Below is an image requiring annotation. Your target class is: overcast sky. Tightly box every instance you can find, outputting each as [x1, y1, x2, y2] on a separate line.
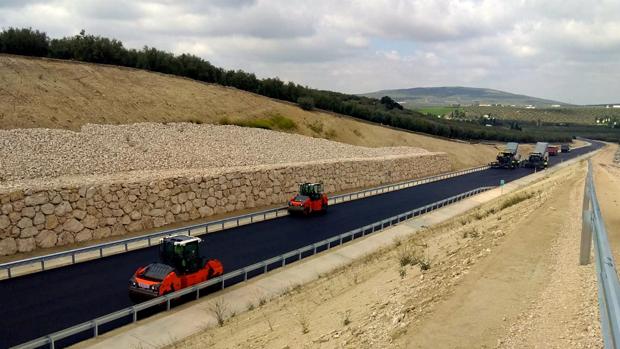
[1, 0, 619, 104]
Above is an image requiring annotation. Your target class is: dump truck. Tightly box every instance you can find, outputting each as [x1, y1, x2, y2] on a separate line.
[561, 143, 570, 153]
[129, 235, 223, 301]
[490, 142, 521, 169]
[288, 182, 328, 215]
[548, 145, 559, 156]
[522, 142, 549, 170]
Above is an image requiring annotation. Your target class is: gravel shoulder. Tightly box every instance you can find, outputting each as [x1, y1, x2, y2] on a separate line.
[167, 158, 601, 349]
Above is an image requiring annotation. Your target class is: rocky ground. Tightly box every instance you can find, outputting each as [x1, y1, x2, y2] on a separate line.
[0, 122, 425, 184]
[167, 160, 602, 349]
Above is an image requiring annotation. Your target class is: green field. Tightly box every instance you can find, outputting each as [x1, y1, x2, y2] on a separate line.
[462, 106, 620, 125]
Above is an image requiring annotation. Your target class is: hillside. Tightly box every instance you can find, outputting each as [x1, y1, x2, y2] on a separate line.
[462, 106, 620, 125]
[0, 54, 499, 170]
[362, 86, 569, 107]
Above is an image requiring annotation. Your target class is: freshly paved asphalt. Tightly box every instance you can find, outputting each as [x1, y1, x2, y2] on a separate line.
[0, 141, 602, 348]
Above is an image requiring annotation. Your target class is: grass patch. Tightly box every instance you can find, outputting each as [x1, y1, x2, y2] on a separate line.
[416, 106, 460, 116]
[307, 120, 324, 134]
[397, 246, 416, 267]
[462, 228, 480, 239]
[500, 191, 535, 210]
[325, 128, 338, 139]
[208, 299, 228, 327]
[419, 257, 431, 271]
[219, 114, 297, 131]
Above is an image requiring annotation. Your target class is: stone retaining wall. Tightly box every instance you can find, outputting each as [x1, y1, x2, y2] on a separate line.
[0, 153, 450, 256]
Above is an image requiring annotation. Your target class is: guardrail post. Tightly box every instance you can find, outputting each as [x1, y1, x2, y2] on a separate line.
[580, 173, 593, 265]
[93, 320, 98, 337]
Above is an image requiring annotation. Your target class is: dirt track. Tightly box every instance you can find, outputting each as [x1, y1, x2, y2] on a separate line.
[168, 157, 602, 349]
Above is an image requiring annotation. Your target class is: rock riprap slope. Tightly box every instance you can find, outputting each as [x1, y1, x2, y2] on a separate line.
[0, 123, 450, 256]
[0, 123, 424, 182]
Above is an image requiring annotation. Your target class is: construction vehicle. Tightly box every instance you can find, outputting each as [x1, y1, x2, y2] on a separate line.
[561, 143, 571, 153]
[128, 235, 223, 300]
[522, 142, 549, 170]
[288, 182, 328, 215]
[548, 145, 559, 156]
[490, 142, 521, 169]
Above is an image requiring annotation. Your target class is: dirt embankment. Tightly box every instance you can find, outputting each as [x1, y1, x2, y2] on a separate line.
[592, 143, 620, 264]
[168, 161, 601, 349]
[0, 54, 497, 170]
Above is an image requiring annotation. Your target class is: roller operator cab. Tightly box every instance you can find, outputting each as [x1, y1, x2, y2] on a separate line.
[288, 182, 328, 215]
[128, 235, 223, 301]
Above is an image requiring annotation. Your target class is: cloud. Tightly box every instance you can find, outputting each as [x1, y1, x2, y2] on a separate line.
[0, 0, 619, 104]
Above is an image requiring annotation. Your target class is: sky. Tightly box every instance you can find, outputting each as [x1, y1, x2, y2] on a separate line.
[1, 0, 619, 104]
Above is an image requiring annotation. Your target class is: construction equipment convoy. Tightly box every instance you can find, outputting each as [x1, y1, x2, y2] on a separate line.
[288, 182, 328, 215]
[522, 142, 549, 170]
[129, 235, 223, 300]
[490, 142, 521, 169]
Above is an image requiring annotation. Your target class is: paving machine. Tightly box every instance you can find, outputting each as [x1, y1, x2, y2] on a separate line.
[490, 142, 521, 169]
[522, 142, 549, 170]
[129, 235, 223, 300]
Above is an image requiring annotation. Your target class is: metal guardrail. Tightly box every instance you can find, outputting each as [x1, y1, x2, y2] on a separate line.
[0, 165, 489, 280]
[581, 160, 620, 349]
[12, 185, 493, 349]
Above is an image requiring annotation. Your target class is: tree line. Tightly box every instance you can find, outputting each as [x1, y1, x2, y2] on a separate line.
[0, 27, 574, 143]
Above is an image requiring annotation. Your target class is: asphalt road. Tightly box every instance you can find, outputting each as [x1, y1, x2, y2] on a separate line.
[0, 141, 602, 348]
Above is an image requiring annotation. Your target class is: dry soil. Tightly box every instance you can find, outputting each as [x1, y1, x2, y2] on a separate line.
[591, 143, 620, 265]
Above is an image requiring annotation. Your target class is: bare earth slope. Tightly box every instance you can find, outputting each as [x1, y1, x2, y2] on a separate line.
[0, 54, 496, 169]
[592, 143, 620, 264]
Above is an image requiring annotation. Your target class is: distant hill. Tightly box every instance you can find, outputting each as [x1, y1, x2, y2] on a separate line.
[361, 86, 571, 107]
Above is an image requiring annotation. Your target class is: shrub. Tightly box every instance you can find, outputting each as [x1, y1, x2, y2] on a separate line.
[0, 27, 49, 57]
[219, 115, 297, 131]
[297, 96, 315, 111]
[307, 120, 324, 134]
[209, 299, 228, 327]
